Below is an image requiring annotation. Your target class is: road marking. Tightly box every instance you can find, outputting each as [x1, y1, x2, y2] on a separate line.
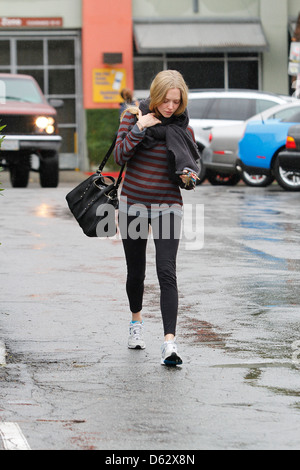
[0, 422, 31, 450]
[0, 341, 6, 365]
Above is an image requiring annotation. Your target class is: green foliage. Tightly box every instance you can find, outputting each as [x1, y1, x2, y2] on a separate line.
[0, 124, 4, 145]
[86, 109, 120, 170]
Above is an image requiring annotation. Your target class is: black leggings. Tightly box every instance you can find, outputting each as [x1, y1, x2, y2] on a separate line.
[120, 213, 181, 336]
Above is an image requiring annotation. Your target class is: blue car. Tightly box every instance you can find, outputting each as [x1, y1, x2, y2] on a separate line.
[237, 104, 300, 188]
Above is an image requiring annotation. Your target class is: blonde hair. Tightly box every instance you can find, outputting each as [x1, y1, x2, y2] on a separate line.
[149, 70, 188, 117]
[120, 70, 188, 122]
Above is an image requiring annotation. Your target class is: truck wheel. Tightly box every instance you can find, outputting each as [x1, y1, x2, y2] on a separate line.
[39, 152, 59, 188]
[9, 163, 30, 188]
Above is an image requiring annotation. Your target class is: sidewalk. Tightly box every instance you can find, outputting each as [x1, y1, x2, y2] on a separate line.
[0, 168, 121, 187]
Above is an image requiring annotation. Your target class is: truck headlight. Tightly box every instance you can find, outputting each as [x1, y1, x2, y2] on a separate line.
[35, 116, 55, 134]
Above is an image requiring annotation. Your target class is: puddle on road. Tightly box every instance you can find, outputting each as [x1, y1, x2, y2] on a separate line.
[33, 203, 72, 220]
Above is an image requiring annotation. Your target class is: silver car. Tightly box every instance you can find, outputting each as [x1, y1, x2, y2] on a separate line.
[188, 90, 295, 184]
[202, 100, 299, 186]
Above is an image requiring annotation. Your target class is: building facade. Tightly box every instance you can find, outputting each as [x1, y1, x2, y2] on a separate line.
[0, 0, 299, 169]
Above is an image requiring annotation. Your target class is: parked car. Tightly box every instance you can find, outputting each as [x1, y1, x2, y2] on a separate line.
[202, 99, 298, 186]
[188, 89, 294, 184]
[277, 125, 300, 190]
[237, 104, 300, 190]
[0, 73, 62, 187]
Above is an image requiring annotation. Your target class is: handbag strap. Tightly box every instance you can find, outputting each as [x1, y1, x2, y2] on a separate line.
[97, 135, 117, 173]
[115, 163, 125, 188]
[97, 134, 125, 188]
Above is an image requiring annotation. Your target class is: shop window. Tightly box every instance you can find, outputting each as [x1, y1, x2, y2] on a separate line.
[49, 69, 75, 95]
[17, 40, 43, 66]
[134, 53, 260, 92]
[228, 61, 258, 90]
[0, 41, 10, 66]
[134, 60, 164, 90]
[48, 40, 75, 66]
[168, 61, 224, 89]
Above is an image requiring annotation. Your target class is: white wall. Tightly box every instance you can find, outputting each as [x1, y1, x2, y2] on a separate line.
[132, 0, 259, 18]
[260, 0, 289, 94]
[288, 0, 300, 19]
[0, 0, 82, 28]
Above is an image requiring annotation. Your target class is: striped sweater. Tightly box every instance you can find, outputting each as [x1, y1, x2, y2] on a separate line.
[114, 111, 196, 216]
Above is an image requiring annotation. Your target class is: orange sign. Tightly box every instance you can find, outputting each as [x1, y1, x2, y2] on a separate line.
[93, 68, 126, 103]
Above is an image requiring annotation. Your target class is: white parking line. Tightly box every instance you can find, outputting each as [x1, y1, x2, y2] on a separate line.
[0, 341, 6, 365]
[0, 422, 31, 450]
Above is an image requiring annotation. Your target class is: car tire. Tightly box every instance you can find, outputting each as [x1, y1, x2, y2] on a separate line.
[241, 172, 274, 187]
[39, 151, 59, 188]
[206, 170, 240, 186]
[274, 154, 300, 191]
[9, 158, 30, 188]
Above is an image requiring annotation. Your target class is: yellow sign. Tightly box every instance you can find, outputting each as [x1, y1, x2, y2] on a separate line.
[93, 68, 126, 103]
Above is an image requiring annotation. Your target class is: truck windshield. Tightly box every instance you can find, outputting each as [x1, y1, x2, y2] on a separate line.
[0, 77, 43, 104]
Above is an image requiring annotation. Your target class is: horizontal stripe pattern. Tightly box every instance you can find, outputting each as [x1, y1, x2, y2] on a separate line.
[114, 111, 194, 210]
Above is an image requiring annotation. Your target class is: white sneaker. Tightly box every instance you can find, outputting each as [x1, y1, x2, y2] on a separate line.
[161, 339, 183, 366]
[128, 321, 146, 349]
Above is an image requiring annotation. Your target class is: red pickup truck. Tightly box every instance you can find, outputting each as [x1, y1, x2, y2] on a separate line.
[0, 73, 62, 187]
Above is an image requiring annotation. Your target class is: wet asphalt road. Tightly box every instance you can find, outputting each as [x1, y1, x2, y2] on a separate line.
[1, 171, 300, 450]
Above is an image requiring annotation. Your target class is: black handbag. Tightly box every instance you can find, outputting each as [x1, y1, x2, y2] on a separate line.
[66, 137, 125, 237]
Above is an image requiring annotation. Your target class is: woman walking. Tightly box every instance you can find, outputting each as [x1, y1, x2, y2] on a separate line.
[114, 70, 200, 366]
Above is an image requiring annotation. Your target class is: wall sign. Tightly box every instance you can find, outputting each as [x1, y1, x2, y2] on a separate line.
[289, 42, 300, 76]
[0, 17, 63, 28]
[93, 68, 126, 103]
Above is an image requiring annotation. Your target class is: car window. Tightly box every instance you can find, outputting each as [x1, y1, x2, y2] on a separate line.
[0, 77, 43, 104]
[267, 106, 300, 122]
[255, 99, 281, 114]
[281, 111, 300, 123]
[188, 98, 213, 119]
[205, 98, 253, 121]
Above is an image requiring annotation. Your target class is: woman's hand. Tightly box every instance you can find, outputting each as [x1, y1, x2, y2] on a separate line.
[137, 109, 161, 131]
[179, 169, 199, 188]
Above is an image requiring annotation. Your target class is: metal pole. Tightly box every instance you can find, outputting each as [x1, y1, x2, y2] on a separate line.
[193, 0, 199, 14]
